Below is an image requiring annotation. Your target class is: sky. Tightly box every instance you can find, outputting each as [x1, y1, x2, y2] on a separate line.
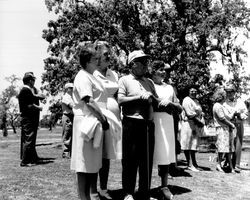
[0, 0, 56, 92]
[0, 0, 249, 94]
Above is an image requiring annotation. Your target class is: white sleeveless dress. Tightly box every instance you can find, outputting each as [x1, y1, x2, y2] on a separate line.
[153, 83, 177, 165]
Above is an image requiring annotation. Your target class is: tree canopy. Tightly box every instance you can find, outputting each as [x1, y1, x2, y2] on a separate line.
[42, 0, 250, 122]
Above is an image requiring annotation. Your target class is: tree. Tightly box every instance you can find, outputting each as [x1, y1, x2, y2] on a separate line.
[42, 0, 250, 123]
[0, 75, 21, 135]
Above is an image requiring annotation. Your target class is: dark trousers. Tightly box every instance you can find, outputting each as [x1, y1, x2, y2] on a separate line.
[62, 114, 73, 156]
[20, 117, 39, 164]
[122, 117, 155, 200]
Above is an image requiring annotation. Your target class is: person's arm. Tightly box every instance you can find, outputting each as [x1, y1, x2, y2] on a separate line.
[216, 105, 235, 130]
[82, 96, 109, 130]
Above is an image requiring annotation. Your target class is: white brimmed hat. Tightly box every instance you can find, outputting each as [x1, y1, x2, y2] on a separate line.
[65, 83, 74, 89]
[128, 50, 150, 64]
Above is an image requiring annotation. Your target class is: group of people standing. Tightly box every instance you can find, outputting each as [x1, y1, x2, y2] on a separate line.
[212, 84, 248, 173]
[68, 42, 184, 200]
[17, 40, 248, 200]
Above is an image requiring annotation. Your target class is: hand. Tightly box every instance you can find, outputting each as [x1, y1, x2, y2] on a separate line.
[101, 120, 109, 131]
[159, 99, 171, 107]
[230, 124, 236, 129]
[37, 93, 46, 100]
[38, 106, 43, 111]
[140, 91, 153, 100]
[197, 121, 204, 128]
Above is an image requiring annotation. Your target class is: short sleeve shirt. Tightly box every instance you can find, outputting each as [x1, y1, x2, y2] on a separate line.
[118, 74, 158, 119]
[73, 69, 108, 116]
[154, 83, 179, 103]
[93, 69, 119, 98]
[182, 96, 202, 120]
[213, 102, 228, 127]
[62, 93, 74, 115]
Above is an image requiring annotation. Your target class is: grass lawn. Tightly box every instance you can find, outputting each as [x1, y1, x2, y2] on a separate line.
[0, 127, 250, 200]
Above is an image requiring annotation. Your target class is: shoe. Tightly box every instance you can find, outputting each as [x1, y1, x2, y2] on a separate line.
[234, 166, 241, 173]
[20, 162, 35, 167]
[99, 190, 112, 199]
[124, 194, 134, 200]
[90, 192, 100, 200]
[216, 165, 224, 172]
[187, 166, 200, 172]
[161, 187, 173, 200]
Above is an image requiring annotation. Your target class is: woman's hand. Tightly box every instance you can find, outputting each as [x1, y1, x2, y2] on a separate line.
[159, 99, 171, 107]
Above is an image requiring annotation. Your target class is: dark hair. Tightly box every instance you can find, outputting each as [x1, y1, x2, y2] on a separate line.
[78, 45, 96, 69]
[151, 60, 165, 73]
[22, 75, 35, 85]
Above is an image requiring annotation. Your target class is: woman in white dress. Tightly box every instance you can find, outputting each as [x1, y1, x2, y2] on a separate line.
[71, 43, 109, 200]
[180, 86, 204, 172]
[93, 41, 122, 199]
[150, 60, 182, 200]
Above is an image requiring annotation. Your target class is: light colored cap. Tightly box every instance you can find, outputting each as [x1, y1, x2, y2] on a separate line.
[224, 84, 236, 92]
[65, 83, 74, 89]
[128, 50, 150, 64]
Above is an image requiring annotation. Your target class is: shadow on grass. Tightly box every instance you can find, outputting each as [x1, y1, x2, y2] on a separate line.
[107, 185, 192, 200]
[150, 186, 192, 199]
[35, 160, 55, 165]
[198, 165, 212, 171]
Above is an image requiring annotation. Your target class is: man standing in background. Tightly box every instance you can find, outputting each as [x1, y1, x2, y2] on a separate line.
[18, 72, 45, 167]
[61, 83, 74, 158]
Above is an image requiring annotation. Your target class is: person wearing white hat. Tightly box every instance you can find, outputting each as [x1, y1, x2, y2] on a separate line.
[118, 50, 158, 200]
[61, 82, 74, 158]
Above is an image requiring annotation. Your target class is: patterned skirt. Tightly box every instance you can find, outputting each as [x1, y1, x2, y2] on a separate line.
[215, 126, 235, 153]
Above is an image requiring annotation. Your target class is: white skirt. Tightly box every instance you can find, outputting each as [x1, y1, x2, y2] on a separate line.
[153, 112, 176, 165]
[103, 97, 122, 159]
[70, 115, 103, 173]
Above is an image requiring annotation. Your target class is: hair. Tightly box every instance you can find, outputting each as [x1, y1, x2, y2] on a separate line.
[212, 88, 226, 102]
[78, 41, 111, 69]
[78, 43, 96, 69]
[151, 60, 165, 73]
[22, 76, 35, 85]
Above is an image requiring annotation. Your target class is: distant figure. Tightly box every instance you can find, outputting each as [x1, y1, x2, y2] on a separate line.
[61, 83, 74, 159]
[212, 88, 236, 173]
[1, 112, 8, 137]
[18, 72, 45, 167]
[180, 86, 204, 172]
[223, 84, 248, 172]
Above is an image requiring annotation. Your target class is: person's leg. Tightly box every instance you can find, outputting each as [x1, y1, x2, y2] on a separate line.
[216, 152, 224, 172]
[99, 158, 112, 199]
[21, 118, 36, 165]
[62, 115, 72, 158]
[89, 173, 100, 200]
[184, 150, 190, 167]
[190, 150, 198, 167]
[226, 153, 235, 173]
[76, 172, 91, 200]
[138, 121, 155, 200]
[122, 118, 138, 198]
[99, 158, 110, 190]
[158, 165, 174, 200]
[235, 122, 244, 168]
